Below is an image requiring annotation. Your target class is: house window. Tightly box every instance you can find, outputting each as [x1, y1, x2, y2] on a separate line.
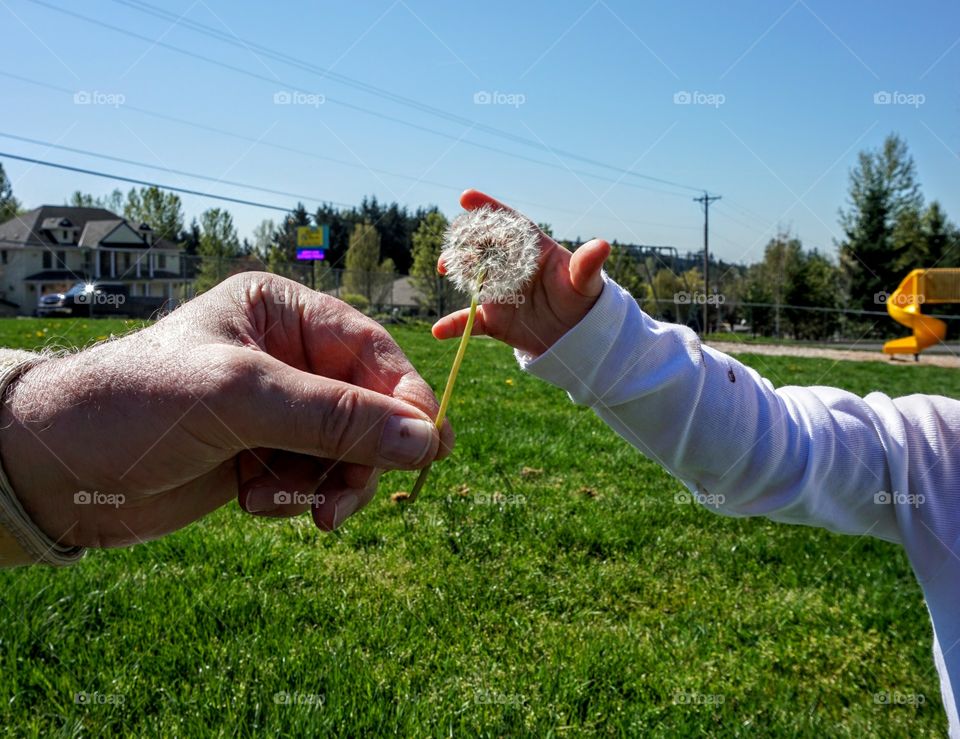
[42, 251, 52, 269]
[1, 251, 7, 265]
[158, 254, 167, 269]
[124, 253, 132, 271]
[62, 230, 69, 242]
[57, 250, 66, 268]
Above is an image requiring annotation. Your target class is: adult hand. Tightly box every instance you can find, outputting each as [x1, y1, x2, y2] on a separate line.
[431, 189, 611, 356]
[0, 272, 453, 549]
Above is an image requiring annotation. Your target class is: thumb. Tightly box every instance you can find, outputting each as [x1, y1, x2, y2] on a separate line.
[214, 354, 441, 470]
[569, 239, 610, 298]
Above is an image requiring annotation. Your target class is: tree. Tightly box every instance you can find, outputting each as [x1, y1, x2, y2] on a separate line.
[604, 242, 646, 299]
[0, 163, 21, 224]
[839, 134, 923, 311]
[410, 211, 459, 315]
[124, 186, 185, 245]
[252, 219, 276, 261]
[785, 249, 841, 340]
[267, 204, 311, 279]
[195, 208, 240, 292]
[344, 222, 394, 306]
[68, 188, 125, 213]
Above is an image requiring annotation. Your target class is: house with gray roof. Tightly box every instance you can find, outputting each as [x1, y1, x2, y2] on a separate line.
[0, 206, 192, 314]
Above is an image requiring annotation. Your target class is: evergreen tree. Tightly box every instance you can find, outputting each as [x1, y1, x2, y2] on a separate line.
[839, 134, 923, 310]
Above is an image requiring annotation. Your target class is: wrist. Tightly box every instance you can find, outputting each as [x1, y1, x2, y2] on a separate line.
[0, 357, 82, 549]
[0, 356, 85, 564]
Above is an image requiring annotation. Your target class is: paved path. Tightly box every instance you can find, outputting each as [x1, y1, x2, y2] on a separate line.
[708, 341, 960, 369]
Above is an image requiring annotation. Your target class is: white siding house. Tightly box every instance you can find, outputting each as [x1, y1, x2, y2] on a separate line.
[0, 206, 192, 315]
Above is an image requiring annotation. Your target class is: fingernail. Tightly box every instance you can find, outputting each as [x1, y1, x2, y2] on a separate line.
[379, 416, 435, 466]
[332, 493, 360, 529]
[244, 487, 278, 514]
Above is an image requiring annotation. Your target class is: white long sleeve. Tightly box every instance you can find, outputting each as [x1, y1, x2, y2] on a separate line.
[517, 275, 960, 737]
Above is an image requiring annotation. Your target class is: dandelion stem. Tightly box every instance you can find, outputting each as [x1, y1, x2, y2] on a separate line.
[408, 287, 481, 501]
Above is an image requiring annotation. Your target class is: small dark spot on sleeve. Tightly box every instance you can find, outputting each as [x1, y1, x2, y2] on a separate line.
[727, 367, 736, 383]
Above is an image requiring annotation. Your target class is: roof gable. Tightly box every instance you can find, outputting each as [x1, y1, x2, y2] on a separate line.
[0, 206, 180, 251]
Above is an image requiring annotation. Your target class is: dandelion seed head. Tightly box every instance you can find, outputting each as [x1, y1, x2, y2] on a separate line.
[442, 206, 541, 302]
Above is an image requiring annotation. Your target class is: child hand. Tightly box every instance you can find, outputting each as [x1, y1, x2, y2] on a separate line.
[431, 189, 610, 356]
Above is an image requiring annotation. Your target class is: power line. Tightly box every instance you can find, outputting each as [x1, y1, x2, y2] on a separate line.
[102, 0, 710, 195]
[26, 0, 711, 198]
[0, 151, 300, 213]
[0, 72, 702, 231]
[0, 133, 359, 208]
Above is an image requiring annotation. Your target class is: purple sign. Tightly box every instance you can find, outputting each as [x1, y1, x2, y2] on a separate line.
[296, 248, 326, 261]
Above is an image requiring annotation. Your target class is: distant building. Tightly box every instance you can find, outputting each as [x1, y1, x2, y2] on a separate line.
[0, 206, 192, 314]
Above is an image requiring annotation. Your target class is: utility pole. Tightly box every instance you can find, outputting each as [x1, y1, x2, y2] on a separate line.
[694, 191, 721, 336]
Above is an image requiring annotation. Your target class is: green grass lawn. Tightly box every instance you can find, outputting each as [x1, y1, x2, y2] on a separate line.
[0, 317, 953, 737]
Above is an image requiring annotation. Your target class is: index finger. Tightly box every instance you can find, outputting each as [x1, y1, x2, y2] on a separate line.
[460, 188, 516, 214]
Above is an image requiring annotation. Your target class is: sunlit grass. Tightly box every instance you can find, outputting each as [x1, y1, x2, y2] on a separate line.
[0, 318, 951, 736]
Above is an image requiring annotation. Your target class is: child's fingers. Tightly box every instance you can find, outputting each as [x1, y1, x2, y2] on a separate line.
[432, 307, 488, 340]
[569, 239, 610, 298]
[460, 188, 514, 214]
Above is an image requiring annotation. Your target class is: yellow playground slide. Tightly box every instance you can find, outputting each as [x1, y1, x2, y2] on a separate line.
[882, 269, 960, 360]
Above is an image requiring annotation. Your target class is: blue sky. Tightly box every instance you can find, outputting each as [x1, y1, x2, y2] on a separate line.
[1, 0, 958, 264]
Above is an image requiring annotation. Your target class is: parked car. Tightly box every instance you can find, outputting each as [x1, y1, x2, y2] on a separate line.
[37, 282, 130, 318]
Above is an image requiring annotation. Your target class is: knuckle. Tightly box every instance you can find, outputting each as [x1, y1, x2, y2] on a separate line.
[319, 385, 364, 456]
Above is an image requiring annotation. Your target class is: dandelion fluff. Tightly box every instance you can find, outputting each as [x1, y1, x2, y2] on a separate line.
[442, 206, 541, 302]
